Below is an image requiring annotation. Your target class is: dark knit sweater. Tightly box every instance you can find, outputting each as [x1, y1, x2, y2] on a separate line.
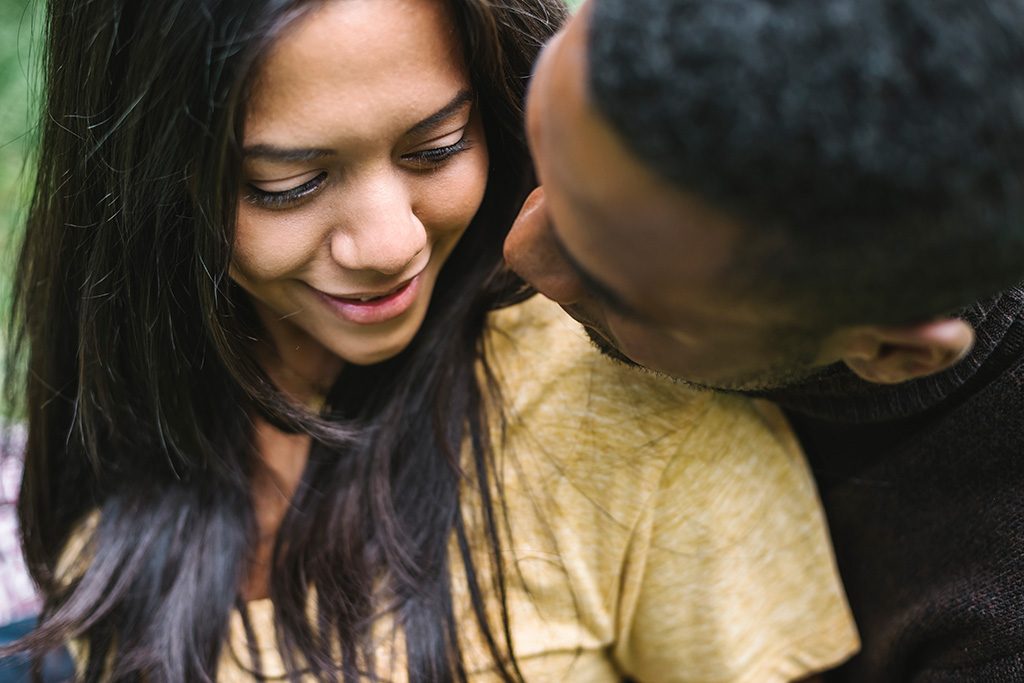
[766, 287, 1024, 683]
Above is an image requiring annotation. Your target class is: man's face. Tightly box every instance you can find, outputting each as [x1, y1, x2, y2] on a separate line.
[504, 3, 826, 390]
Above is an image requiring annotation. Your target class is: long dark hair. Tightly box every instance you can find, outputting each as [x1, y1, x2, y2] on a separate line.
[3, 0, 566, 680]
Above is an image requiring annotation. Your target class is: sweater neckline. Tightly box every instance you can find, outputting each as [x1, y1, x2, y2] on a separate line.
[761, 287, 1024, 424]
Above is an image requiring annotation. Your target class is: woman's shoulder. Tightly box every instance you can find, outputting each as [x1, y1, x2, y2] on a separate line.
[485, 294, 797, 462]
[480, 298, 857, 681]
[484, 295, 806, 511]
[486, 294, 708, 419]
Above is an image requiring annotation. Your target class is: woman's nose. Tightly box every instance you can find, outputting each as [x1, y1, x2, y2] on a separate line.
[330, 177, 427, 276]
[504, 186, 586, 305]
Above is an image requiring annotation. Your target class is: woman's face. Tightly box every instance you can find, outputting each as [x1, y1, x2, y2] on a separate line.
[232, 0, 488, 374]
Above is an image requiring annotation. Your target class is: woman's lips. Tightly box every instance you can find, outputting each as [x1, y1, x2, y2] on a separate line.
[313, 273, 422, 325]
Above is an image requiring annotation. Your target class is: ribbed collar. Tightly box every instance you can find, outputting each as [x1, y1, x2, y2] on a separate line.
[761, 287, 1024, 423]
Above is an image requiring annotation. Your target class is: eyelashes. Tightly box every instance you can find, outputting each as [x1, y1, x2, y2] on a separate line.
[245, 172, 327, 209]
[244, 136, 473, 210]
[400, 137, 471, 170]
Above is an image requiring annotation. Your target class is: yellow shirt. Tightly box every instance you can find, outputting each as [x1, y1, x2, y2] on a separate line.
[220, 296, 858, 682]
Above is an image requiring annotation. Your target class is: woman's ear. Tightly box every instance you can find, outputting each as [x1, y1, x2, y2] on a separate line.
[824, 319, 975, 385]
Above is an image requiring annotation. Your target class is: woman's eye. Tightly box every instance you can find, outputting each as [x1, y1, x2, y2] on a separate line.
[402, 137, 471, 170]
[245, 172, 327, 209]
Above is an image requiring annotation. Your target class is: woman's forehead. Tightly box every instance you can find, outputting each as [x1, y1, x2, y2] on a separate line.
[244, 0, 470, 148]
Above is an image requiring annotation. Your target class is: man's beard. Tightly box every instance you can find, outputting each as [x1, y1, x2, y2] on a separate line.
[583, 325, 638, 367]
[582, 325, 714, 392]
[582, 322, 826, 394]
[561, 303, 643, 368]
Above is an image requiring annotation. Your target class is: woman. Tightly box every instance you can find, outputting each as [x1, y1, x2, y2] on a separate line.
[3, 0, 858, 680]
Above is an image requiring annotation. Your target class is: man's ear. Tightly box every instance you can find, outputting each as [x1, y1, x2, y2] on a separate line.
[822, 319, 975, 385]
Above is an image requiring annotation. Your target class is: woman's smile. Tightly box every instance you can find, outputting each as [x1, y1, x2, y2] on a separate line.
[309, 270, 424, 325]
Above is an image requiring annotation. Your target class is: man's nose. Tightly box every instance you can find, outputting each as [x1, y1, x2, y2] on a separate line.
[504, 187, 586, 305]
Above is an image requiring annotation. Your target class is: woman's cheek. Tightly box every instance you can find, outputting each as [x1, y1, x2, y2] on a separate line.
[417, 147, 490, 239]
[232, 206, 319, 282]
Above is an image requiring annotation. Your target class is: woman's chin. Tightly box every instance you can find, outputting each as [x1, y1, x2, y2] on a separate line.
[331, 330, 419, 367]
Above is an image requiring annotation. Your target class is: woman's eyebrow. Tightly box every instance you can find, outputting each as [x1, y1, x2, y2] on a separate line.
[242, 91, 474, 161]
[242, 145, 334, 162]
[406, 89, 474, 136]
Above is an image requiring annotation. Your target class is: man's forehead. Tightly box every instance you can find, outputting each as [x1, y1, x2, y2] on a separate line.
[529, 7, 753, 323]
[528, 15, 587, 162]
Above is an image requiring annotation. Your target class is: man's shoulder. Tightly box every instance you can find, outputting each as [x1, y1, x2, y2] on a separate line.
[795, 327, 1024, 681]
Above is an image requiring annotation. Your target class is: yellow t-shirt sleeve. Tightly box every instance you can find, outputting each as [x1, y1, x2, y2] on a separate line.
[612, 394, 859, 683]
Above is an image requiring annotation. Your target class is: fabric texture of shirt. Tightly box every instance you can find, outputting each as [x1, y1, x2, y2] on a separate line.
[217, 296, 858, 682]
[766, 286, 1024, 682]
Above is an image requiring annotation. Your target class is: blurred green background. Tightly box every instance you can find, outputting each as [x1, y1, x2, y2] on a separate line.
[0, 0, 37, 267]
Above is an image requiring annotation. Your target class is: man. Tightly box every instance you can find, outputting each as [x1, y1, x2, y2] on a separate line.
[504, 0, 1024, 681]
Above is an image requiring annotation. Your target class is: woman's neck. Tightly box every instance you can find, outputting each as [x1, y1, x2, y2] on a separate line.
[243, 417, 312, 602]
[242, 306, 345, 600]
[251, 297, 344, 408]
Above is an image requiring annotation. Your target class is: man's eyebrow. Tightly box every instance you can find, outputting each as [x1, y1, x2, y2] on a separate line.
[406, 89, 474, 137]
[547, 224, 660, 324]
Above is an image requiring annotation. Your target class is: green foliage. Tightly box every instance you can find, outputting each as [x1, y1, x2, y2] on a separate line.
[0, 0, 39, 296]
[0, 0, 38, 415]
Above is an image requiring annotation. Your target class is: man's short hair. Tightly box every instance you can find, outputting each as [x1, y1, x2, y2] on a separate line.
[587, 0, 1024, 327]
